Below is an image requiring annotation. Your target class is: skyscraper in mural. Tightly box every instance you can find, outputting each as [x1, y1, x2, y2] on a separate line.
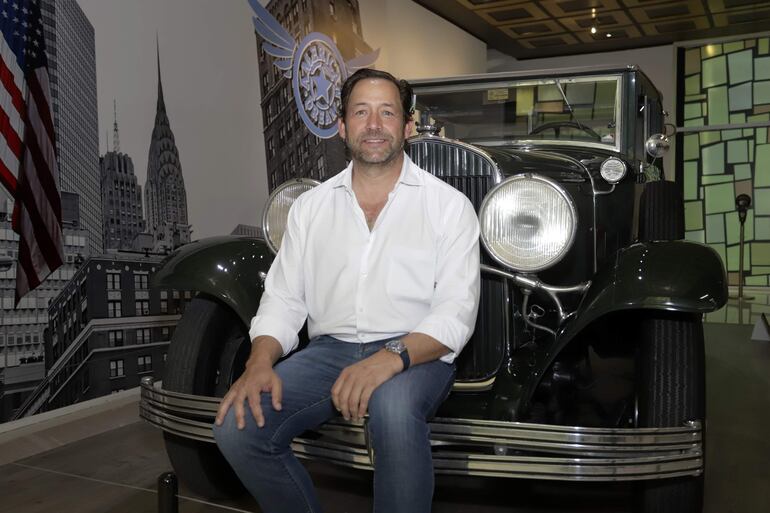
[41, 0, 102, 255]
[256, 0, 373, 190]
[100, 103, 146, 251]
[0, 0, 91, 382]
[145, 46, 191, 252]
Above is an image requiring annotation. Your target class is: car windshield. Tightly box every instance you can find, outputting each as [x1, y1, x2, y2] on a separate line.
[413, 75, 620, 148]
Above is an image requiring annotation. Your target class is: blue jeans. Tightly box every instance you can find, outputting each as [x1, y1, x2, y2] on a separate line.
[213, 336, 455, 513]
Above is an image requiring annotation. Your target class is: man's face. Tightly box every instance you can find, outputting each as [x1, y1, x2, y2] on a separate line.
[338, 78, 412, 166]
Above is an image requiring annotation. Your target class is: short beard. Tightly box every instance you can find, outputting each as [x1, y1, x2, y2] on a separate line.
[344, 131, 404, 166]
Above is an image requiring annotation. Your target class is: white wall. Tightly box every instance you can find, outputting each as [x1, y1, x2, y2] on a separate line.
[360, 0, 487, 80]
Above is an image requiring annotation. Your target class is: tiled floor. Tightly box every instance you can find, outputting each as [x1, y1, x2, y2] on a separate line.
[0, 316, 768, 513]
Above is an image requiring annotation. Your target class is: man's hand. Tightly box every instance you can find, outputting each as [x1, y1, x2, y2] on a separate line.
[331, 350, 402, 421]
[215, 336, 284, 429]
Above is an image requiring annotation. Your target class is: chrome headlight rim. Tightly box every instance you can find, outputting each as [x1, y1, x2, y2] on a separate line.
[479, 173, 578, 273]
[261, 177, 320, 255]
[600, 157, 627, 184]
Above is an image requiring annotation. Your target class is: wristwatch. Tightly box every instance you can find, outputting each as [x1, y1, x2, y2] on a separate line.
[384, 339, 410, 371]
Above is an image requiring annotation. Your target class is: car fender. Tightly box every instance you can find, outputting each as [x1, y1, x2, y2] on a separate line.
[509, 240, 726, 418]
[150, 236, 275, 326]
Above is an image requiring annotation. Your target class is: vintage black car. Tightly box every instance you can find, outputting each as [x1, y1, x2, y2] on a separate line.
[139, 65, 727, 513]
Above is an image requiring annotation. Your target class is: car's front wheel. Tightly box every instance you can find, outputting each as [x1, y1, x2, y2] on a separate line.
[163, 296, 250, 499]
[635, 312, 705, 513]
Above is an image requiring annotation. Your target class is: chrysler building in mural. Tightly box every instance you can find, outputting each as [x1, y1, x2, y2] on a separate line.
[145, 44, 191, 251]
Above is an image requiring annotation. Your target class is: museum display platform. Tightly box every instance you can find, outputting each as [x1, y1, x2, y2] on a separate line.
[0, 297, 767, 513]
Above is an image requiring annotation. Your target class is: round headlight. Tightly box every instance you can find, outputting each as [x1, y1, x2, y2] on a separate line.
[600, 157, 627, 184]
[479, 174, 577, 272]
[261, 178, 319, 254]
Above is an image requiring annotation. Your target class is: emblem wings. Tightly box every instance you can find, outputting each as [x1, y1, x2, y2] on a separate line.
[247, 0, 380, 79]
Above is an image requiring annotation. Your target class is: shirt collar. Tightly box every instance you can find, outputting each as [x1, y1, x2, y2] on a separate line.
[332, 152, 423, 192]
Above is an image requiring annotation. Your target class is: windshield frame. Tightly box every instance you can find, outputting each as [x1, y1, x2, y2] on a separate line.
[413, 73, 624, 154]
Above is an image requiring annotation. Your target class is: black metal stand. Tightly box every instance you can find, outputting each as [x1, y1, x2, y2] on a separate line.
[731, 194, 753, 302]
[158, 472, 178, 513]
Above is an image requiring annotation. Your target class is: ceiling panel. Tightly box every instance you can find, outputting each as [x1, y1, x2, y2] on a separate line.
[414, 0, 770, 59]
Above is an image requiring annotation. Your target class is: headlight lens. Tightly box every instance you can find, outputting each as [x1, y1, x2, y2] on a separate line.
[479, 174, 577, 272]
[600, 157, 626, 184]
[261, 178, 319, 254]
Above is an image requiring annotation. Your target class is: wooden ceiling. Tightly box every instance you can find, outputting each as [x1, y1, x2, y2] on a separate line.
[413, 0, 770, 59]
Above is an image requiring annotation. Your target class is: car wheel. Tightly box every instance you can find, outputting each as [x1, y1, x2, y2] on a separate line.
[635, 313, 705, 513]
[638, 180, 684, 241]
[163, 296, 250, 499]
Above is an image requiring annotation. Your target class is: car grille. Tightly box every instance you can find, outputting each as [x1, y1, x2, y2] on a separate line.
[406, 137, 506, 383]
[406, 137, 499, 211]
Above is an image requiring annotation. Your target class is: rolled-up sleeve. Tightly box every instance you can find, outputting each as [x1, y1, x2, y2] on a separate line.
[249, 199, 308, 356]
[412, 196, 480, 363]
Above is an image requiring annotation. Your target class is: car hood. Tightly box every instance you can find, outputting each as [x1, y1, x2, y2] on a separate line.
[478, 144, 624, 181]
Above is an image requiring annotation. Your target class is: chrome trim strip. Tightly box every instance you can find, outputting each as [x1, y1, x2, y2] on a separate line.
[452, 376, 496, 391]
[140, 382, 703, 482]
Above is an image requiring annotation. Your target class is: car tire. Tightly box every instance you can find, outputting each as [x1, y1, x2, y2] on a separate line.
[163, 296, 250, 499]
[638, 180, 684, 241]
[635, 313, 705, 513]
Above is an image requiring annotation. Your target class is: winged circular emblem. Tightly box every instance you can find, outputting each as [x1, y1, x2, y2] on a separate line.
[248, 0, 380, 138]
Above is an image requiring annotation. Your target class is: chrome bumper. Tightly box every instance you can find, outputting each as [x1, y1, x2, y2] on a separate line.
[139, 378, 703, 482]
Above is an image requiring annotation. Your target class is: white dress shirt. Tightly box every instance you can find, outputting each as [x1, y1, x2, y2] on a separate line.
[250, 154, 480, 363]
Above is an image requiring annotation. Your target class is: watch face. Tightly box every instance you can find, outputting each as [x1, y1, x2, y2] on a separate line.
[386, 339, 405, 353]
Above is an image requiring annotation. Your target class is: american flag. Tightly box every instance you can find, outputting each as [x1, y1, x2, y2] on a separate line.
[0, 0, 63, 306]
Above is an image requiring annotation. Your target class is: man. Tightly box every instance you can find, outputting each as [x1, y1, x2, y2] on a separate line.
[213, 68, 480, 513]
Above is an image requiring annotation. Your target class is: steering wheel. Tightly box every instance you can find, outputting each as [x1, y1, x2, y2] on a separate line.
[529, 121, 601, 141]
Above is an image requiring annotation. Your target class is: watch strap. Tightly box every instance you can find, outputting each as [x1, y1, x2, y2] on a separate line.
[398, 347, 410, 372]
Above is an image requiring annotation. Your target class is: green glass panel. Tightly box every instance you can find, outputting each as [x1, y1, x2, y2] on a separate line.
[755, 81, 770, 105]
[702, 55, 727, 88]
[704, 182, 735, 214]
[745, 275, 768, 286]
[728, 49, 753, 83]
[751, 242, 770, 265]
[685, 230, 705, 243]
[752, 266, 770, 274]
[699, 131, 720, 145]
[702, 45, 723, 59]
[685, 94, 707, 102]
[684, 134, 700, 160]
[734, 163, 752, 181]
[728, 82, 752, 112]
[723, 129, 743, 140]
[726, 210, 754, 245]
[707, 86, 729, 125]
[684, 161, 699, 200]
[749, 141, 754, 161]
[684, 103, 701, 119]
[755, 216, 770, 240]
[757, 128, 767, 143]
[706, 213, 725, 243]
[685, 74, 700, 95]
[701, 143, 724, 175]
[684, 118, 704, 127]
[743, 129, 754, 137]
[685, 48, 701, 74]
[702, 174, 735, 184]
[685, 201, 703, 230]
[727, 244, 751, 272]
[730, 112, 747, 124]
[756, 145, 770, 186]
[760, 38, 770, 55]
[724, 41, 744, 53]
[757, 57, 770, 80]
[747, 114, 770, 122]
[755, 188, 770, 215]
[727, 139, 749, 163]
